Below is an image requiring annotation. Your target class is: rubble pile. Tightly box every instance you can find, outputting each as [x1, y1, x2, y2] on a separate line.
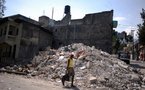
[0, 43, 144, 90]
[31, 43, 144, 90]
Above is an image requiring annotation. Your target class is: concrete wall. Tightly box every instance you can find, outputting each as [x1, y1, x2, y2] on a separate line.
[71, 19, 83, 25]
[39, 29, 52, 50]
[19, 22, 39, 59]
[18, 22, 52, 60]
[39, 16, 54, 27]
[53, 10, 113, 53]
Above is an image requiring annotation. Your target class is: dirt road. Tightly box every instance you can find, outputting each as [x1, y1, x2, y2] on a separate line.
[0, 73, 80, 90]
[130, 60, 145, 74]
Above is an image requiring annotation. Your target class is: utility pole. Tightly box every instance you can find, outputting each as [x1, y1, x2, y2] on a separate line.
[51, 7, 54, 19]
[131, 30, 135, 60]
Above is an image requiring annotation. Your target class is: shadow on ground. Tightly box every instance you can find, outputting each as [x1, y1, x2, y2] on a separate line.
[63, 85, 80, 90]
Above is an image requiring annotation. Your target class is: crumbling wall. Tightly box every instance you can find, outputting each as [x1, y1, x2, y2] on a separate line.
[18, 23, 39, 59]
[53, 10, 113, 53]
[39, 29, 52, 50]
[71, 19, 83, 25]
[18, 22, 52, 60]
[39, 16, 54, 27]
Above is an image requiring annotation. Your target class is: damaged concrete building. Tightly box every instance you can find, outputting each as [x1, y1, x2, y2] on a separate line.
[40, 5, 113, 53]
[0, 15, 52, 64]
[0, 5, 114, 64]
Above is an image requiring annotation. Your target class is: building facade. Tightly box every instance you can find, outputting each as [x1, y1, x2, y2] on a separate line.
[52, 10, 113, 53]
[39, 10, 113, 53]
[0, 14, 52, 64]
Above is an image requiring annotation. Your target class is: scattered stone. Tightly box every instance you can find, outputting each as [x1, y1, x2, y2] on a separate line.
[80, 66, 86, 70]
[0, 43, 144, 90]
[89, 76, 97, 84]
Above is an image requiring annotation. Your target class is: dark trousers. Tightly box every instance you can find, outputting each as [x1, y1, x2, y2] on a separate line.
[62, 67, 75, 86]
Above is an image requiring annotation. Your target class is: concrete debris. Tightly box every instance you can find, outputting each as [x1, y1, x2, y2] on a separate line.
[89, 76, 97, 84]
[0, 43, 145, 90]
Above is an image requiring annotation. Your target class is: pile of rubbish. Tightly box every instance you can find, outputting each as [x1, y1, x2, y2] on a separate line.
[0, 43, 145, 90]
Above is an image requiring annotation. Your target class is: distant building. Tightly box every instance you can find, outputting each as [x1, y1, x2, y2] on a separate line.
[0, 14, 52, 64]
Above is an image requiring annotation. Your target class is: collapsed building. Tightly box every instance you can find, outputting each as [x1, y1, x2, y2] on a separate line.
[0, 5, 115, 64]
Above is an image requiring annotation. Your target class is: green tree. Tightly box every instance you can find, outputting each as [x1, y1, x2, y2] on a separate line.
[0, 0, 6, 18]
[112, 30, 120, 54]
[137, 9, 145, 45]
[127, 35, 133, 42]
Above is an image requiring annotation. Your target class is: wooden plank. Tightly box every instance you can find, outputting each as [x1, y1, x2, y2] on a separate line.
[0, 69, 27, 75]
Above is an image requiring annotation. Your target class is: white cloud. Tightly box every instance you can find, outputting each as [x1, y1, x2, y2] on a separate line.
[114, 16, 126, 21]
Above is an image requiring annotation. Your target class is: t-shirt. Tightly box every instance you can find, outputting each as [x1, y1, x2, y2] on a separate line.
[67, 58, 74, 68]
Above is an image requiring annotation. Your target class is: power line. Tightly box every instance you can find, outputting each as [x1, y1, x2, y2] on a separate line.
[118, 24, 137, 29]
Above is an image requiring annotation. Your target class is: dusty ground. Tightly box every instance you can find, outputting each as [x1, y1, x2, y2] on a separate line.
[131, 60, 145, 74]
[0, 60, 145, 90]
[0, 73, 81, 90]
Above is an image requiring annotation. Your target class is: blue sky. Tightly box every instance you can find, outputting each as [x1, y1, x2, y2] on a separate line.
[4, 0, 145, 37]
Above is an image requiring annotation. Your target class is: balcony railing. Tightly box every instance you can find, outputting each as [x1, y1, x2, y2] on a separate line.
[0, 35, 17, 45]
[7, 35, 17, 42]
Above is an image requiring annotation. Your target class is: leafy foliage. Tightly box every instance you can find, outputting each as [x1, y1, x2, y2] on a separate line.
[112, 30, 120, 54]
[0, 0, 6, 17]
[137, 9, 145, 45]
